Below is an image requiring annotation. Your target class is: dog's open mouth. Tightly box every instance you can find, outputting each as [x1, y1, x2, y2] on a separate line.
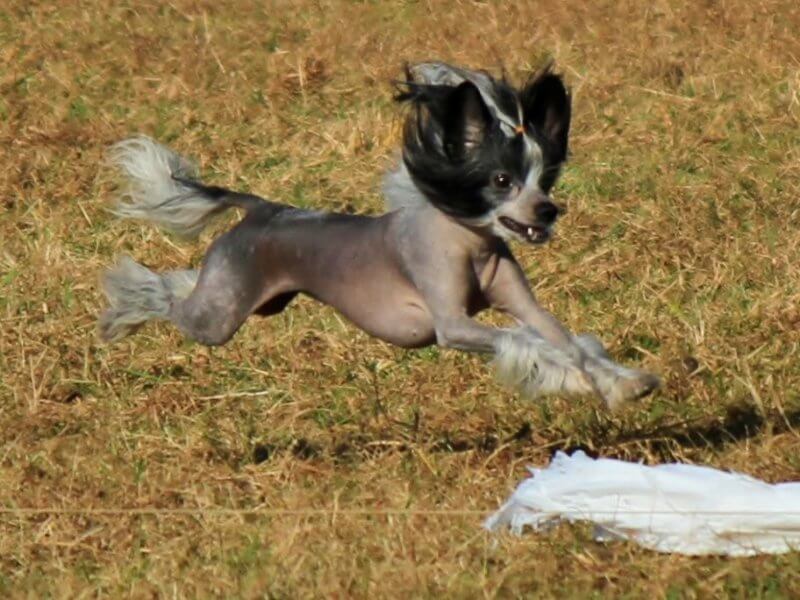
[499, 217, 550, 244]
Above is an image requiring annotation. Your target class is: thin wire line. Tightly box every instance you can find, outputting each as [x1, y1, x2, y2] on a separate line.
[0, 508, 482, 516]
[2, 508, 800, 516]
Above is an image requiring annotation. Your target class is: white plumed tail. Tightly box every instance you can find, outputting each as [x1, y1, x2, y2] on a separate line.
[108, 136, 224, 238]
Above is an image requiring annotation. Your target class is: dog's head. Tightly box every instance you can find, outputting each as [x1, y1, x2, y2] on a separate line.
[396, 63, 571, 244]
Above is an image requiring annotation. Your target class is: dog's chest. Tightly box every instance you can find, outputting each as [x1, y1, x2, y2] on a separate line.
[474, 251, 502, 294]
[464, 252, 501, 315]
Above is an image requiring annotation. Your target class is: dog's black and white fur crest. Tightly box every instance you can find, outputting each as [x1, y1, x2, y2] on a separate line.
[384, 62, 570, 215]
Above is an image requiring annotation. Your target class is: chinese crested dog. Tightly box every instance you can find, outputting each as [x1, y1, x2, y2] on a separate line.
[99, 62, 659, 409]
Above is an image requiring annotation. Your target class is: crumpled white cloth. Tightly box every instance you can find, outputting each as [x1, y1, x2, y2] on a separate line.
[484, 451, 800, 556]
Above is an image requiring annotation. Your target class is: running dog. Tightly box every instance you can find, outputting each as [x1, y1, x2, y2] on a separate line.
[99, 62, 659, 409]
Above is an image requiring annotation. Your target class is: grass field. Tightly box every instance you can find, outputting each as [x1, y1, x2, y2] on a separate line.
[2, 0, 800, 596]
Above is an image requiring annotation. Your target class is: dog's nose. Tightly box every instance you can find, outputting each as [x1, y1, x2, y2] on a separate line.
[535, 201, 559, 225]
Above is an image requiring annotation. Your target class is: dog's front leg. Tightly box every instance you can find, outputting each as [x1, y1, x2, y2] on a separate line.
[431, 314, 597, 398]
[407, 252, 596, 399]
[486, 250, 659, 409]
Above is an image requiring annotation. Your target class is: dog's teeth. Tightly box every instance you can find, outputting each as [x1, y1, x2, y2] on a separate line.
[527, 227, 534, 237]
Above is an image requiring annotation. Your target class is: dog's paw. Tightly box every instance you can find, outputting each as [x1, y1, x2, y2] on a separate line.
[493, 327, 599, 398]
[573, 334, 660, 410]
[589, 366, 659, 411]
[604, 370, 660, 411]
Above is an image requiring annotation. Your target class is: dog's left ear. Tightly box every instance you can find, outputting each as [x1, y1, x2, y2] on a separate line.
[442, 81, 493, 161]
[522, 71, 571, 164]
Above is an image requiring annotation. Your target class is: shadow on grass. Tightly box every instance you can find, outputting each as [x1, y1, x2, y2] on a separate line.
[557, 404, 800, 462]
[619, 404, 798, 447]
[246, 404, 800, 466]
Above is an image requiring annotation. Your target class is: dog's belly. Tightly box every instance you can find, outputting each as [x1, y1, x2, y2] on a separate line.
[310, 280, 437, 348]
[342, 294, 436, 348]
[264, 212, 439, 347]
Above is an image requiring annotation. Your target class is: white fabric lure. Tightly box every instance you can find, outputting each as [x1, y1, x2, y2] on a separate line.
[484, 450, 800, 556]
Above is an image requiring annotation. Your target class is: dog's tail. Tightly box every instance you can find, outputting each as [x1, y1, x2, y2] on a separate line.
[108, 136, 268, 238]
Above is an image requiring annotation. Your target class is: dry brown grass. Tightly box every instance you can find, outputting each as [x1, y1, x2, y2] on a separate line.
[3, 0, 800, 596]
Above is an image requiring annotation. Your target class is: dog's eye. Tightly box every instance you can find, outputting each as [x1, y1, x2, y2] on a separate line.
[493, 173, 512, 189]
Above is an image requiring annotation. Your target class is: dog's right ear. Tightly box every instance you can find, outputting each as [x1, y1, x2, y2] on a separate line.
[442, 82, 492, 161]
[521, 69, 571, 164]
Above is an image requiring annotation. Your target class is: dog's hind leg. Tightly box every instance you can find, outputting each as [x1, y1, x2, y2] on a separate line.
[99, 251, 286, 345]
[167, 264, 259, 345]
[163, 226, 292, 346]
[100, 241, 286, 346]
[100, 137, 294, 344]
[99, 257, 199, 342]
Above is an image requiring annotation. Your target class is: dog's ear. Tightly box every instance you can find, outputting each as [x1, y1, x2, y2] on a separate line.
[443, 81, 492, 160]
[522, 71, 571, 164]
